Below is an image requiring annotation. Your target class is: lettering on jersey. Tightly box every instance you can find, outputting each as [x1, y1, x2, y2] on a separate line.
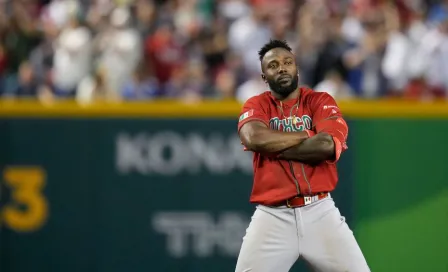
[323, 105, 339, 110]
[269, 115, 312, 132]
[323, 105, 341, 116]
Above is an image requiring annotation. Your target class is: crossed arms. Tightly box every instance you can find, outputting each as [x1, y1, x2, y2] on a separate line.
[239, 121, 336, 165]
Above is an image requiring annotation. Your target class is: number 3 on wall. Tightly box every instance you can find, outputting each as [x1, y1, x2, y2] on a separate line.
[1, 166, 48, 232]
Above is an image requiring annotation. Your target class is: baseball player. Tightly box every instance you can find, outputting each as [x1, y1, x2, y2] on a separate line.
[235, 39, 370, 272]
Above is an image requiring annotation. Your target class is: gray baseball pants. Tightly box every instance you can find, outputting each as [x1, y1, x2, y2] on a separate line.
[235, 195, 370, 272]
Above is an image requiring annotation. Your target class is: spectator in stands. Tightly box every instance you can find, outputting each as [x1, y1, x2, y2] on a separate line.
[406, 11, 448, 99]
[95, 6, 141, 96]
[144, 20, 184, 93]
[1, 0, 42, 94]
[134, 0, 157, 37]
[217, 0, 250, 23]
[165, 58, 209, 101]
[311, 11, 351, 89]
[314, 69, 354, 99]
[295, 0, 330, 86]
[268, 1, 296, 46]
[197, 15, 230, 82]
[228, 0, 272, 78]
[343, 6, 389, 98]
[0, 0, 446, 102]
[29, 16, 58, 93]
[212, 67, 237, 100]
[76, 63, 117, 104]
[52, 4, 92, 97]
[11, 61, 39, 98]
[236, 75, 266, 104]
[121, 61, 160, 100]
[380, 2, 413, 95]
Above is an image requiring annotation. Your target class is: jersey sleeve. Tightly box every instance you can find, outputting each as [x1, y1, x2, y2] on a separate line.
[311, 93, 348, 164]
[237, 96, 270, 133]
[237, 96, 270, 151]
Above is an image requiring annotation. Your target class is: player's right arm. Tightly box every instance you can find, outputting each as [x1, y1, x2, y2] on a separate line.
[238, 97, 310, 154]
[239, 121, 310, 153]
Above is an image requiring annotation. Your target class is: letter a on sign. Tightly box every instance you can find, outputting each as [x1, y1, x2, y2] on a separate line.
[239, 110, 254, 122]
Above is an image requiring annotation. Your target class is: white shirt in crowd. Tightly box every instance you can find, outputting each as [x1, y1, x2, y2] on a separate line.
[52, 25, 92, 92]
[96, 7, 141, 94]
[236, 77, 268, 103]
[407, 27, 448, 95]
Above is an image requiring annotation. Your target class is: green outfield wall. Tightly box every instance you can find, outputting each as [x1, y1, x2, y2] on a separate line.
[0, 100, 447, 272]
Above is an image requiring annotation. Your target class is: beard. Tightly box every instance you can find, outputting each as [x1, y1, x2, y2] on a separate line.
[267, 74, 299, 97]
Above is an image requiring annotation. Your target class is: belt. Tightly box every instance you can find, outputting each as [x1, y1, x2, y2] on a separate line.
[281, 192, 330, 208]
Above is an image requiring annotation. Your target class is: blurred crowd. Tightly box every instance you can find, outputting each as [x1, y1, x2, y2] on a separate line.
[0, 0, 447, 104]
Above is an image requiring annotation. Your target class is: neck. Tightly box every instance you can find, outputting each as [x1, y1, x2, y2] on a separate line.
[271, 88, 300, 101]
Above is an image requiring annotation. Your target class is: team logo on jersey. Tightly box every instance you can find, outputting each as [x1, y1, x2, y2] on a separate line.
[323, 105, 340, 115]
[269, 115, 312, 132]
[239, 110, 254, 122]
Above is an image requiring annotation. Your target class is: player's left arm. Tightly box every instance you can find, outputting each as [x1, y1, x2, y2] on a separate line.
[277, 93, 348, 165]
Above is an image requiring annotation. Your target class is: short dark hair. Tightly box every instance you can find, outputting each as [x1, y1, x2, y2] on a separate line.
[258, 39, 292, 61]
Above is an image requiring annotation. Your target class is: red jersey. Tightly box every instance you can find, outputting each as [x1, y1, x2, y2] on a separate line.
[237, 87, 349, 205]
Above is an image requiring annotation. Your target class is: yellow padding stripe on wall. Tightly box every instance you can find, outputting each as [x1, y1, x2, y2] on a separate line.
[0, 99, 447, 118]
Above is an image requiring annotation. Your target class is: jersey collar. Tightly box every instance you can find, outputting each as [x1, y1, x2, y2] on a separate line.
[269, 87, 303, 107]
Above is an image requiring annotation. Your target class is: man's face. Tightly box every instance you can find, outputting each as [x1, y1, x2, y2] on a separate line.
[261, 48, 299, 97]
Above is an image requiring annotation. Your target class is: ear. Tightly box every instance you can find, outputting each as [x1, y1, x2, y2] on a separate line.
[261, 74, 267, 83]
